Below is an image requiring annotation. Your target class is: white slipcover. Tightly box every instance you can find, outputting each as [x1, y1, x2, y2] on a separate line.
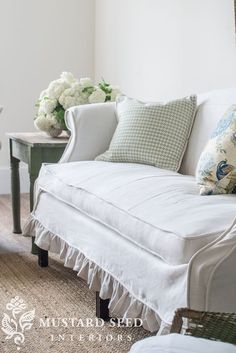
[36, 161, 236, 265]
[129, 334, 236, 353]
[24, 88, 236, 333]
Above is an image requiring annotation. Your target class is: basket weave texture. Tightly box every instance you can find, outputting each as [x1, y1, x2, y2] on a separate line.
[170, 308, 236, 345]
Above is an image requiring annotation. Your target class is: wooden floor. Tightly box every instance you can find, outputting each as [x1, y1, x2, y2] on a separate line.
[0, 194, 31, 253]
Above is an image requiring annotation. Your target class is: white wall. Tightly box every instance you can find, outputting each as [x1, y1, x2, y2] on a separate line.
[95, 0, 236, 101]
[1, 0, 236, 194]
[0, 0, 94, 194]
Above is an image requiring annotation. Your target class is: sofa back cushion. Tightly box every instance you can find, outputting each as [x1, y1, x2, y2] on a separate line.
[180, 88, 236, 176]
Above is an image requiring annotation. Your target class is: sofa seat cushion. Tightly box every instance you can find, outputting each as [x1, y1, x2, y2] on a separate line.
[128, 334, 236, 353]
[37, 161, 236, 265]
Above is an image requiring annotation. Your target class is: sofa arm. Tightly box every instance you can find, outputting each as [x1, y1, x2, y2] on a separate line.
[60, 102, 117, 163]
[188, 220, 236, 313]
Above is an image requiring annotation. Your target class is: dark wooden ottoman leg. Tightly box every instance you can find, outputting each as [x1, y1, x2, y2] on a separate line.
[96, 292, 110, 321]
[38, 248, 48, 267]
[31, 237, 39, 255]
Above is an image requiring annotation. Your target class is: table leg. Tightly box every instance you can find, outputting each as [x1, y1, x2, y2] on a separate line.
[31, 238, 38, 255]
[11, 156, 22, 234]
[29, 173, 39, 255]
[29, 174, 37, 211]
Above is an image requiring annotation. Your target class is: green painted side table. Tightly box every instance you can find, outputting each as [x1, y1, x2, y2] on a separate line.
[7, 132, 69, 254]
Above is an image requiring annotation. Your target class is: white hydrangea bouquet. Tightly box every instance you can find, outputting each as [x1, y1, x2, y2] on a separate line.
[34, 72, 120, 137]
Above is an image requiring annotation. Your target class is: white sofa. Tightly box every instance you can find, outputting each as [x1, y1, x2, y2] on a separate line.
[24, 88, 236, 333]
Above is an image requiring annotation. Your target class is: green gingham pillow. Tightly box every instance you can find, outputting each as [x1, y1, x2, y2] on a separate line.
[96, 95, 197, 171]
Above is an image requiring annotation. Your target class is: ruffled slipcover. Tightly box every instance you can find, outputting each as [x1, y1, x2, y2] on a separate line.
[24, 217, 170, 333]
[23, 160, 236, 333]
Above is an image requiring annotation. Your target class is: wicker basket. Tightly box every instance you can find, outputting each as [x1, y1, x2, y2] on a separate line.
[170, 308, 236, 345]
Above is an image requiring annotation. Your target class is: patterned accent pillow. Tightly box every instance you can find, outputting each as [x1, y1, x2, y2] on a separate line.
[196, 105, 236, 195]
[96, 95, 197, 171]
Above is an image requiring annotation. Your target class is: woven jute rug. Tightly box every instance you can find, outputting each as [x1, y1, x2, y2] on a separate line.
[0, 252, 151, 353]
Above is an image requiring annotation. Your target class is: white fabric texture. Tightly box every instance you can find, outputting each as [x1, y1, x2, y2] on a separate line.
[128, 334, 236, 353]
[60, 102, 117, 163]
[24, 88, 236, 333]
[24, 190, 187, 330]
[60, 89, 236, 176]
[24, 161, 236, 330]
[36, 161, 236, 265]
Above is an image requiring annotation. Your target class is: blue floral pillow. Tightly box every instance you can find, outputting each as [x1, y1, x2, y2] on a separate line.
[196, 105, 236, 195]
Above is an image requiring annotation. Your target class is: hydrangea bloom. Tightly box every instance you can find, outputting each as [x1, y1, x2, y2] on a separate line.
[110, 86, 121, 101]
[34, 114, 58, 132]
[80, 77, 93, 88]
[47, 79, 70, 99]
[61, 71, 77, 85]
[38, 98, 57, 114]
[34, 72, 121, 137]
[88, 89, 106, 104]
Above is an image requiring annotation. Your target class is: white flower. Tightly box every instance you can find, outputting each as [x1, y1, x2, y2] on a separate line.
[35, 73, 120, 135]
[47, 79, 70, 99]
[59, 88, 71, 107]
[75, 83, 90, 102]
[59, 85, 88, 110]
[34, 113, 60, 132]
[59, 90, 76, 109]
[75, 96, 88, 105]
[60, 72, 77, 85]
[38, 98, 57, 114]
[80, 77, 93, 88]
[62, 96, 78, 110]
[110, 86, 121, 101]
[80, 91, 90, 101]
[39, 89, 49, 100]
[88, 89, 106, 104]
[71, 82, 82, 92]
[34, 115, 50, 132]
[46, 113, 62, 130]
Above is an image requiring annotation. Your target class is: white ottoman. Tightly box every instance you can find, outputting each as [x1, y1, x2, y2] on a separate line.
[129, 334, 236, 353]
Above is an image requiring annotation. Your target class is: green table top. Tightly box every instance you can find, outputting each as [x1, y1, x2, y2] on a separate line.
[7, 132, 69, 147]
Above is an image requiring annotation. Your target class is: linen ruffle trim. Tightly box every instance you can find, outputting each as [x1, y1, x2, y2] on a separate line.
[23, 217, 171, 333]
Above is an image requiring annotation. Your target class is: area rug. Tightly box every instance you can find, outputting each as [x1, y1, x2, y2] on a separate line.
[0, 252, 151, 353]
